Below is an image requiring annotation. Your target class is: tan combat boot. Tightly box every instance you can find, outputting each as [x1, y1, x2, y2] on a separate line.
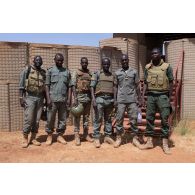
[132, 135, 142, 149]
[46, 134, 53, 146]
[83, 129, 94, 143]
[21, 134, 28, 148]
[114, 134, 122, 148]
[162, 138, 171, 155]
[57, 134, 67, 145]
[94, 138, 101, 148]
[140, 136, 154, 149]
[104, 136, 115, 145]
[74, 132, 81, 146]
[84, 134, 94, 142]
[30, 133, 41, 146]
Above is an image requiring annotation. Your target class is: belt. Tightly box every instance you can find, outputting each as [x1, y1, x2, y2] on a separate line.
[27, 91, 44, 97]
[147, 91, 169, 96]
[77, 91, 90, 94]
[96, 93, 113, 98]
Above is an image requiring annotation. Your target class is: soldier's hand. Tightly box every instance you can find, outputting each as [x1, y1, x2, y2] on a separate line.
[20, 97, 27, 108]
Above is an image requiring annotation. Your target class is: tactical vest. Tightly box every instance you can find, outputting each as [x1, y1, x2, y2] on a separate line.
[25, 66, 45, 94]
[76, 69, 91, 93]
[145, 62, 169, 91]
[95, 72, 114, 95]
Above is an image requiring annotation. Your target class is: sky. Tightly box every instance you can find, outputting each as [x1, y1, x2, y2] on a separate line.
[0, 33, 113, 47]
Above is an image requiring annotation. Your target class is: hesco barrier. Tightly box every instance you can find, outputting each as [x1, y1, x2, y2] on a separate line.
[9, 82, 24, 131]
[0, 81, 23, 132]
[166, 38, 195, 119]
[99, 37, 139, 70]
[165, 39, 184, 79]
[113, 33, 146, 45]
[138, 45, 147, 80]
[0, 42, 28, 81]
[0, 82, 10, 131]
[182, 81, 195, 118]
[67, 46, 101, 73]
[29, 43, 68, 69]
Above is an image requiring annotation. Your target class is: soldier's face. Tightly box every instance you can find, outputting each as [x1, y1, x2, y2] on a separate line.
[55, 56, 64, 67]
[102, 61, 110, 72]
[34, 56, 43, 69]
[151, 49, 161, 61]
[81, 59, 88, 70]
[121, 57, 129, 69]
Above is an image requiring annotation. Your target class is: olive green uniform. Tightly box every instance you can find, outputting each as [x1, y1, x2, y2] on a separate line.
[90, 70, 114, 138]
[45, 65, 72, 135]
[19, 66, 46, 134]
[144, 59, 174, 138]
[71, 69, 92, 133]
[114, 67, 140, 135]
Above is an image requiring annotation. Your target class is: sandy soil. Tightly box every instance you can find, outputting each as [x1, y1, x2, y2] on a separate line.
[0, 124, 195, 163]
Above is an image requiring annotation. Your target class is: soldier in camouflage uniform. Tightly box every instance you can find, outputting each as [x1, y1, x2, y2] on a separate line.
[90, 57, 115, 148]
[141, 48, 174, 154]
[71, 57, 94, 146]
[114, 54, 142, 148]
[45, 53, 72, 145]
[19, 56, 46, 148]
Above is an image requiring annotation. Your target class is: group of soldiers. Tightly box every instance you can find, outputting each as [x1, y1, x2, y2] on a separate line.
[19, 47, 174, 154]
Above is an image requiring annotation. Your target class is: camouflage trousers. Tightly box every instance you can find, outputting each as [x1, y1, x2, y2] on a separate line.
[45, 102, 67, 135]
[23, 95, 44, 135]
[74, 101, 91, 133]
[145, 94, 171, 138]
[93, 96, 114, 138]
[115, 103, 138, 135]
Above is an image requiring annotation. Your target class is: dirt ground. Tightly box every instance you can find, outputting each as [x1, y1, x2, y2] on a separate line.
[0, 123, 195, 163]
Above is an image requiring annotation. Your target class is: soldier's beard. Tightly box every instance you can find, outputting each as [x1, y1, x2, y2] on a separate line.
[56, 64, 63, 68]
[152, 58, 161, 65]
[34, 64, 42, 69]
[103, 67, 109, 73]
[82, 66, 88, 71]
[122, 64, 129, 70]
